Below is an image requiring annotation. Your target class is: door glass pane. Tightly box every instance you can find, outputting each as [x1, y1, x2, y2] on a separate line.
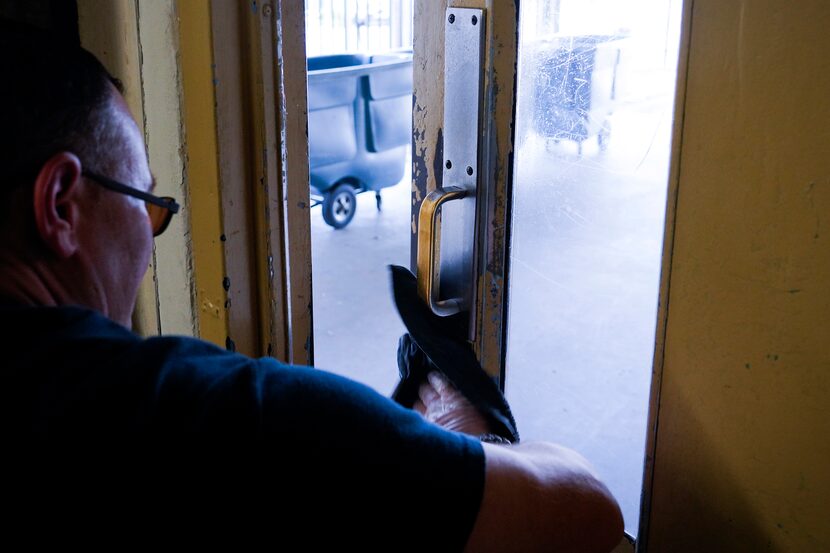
[506, 0, 683, 535]
[305, 1, 414, 394]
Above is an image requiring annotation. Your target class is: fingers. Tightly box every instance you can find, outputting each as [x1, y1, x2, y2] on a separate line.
[427, 371, 454, 397]
[418, 378, 439, 407]
[413, 398, 427, 416]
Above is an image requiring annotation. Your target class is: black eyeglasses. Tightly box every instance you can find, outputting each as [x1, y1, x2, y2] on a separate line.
[82, 170, 180, 237]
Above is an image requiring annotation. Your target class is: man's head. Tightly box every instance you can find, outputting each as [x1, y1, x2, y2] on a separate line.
[0, 26, 155, 326]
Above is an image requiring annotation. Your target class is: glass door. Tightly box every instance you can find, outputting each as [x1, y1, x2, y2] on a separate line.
[505, 0, 683, 537]
[302, 0, 683, 540]
[409, 0, 684, 543]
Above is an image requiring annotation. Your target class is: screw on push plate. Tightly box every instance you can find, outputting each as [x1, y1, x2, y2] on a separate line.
[446, 160, 452, 169]
[472, 15, 478, 25]
[466, 166, 474, 176]
[448, 13, 455, 24]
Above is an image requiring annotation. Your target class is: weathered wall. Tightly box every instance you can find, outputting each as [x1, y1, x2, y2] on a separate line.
[646, 0, 830, 550]
[78, 0, 197, 338]
[412, 0, 518, 378]
[176, 0, 230, 348]
[137, 0, 197, 337]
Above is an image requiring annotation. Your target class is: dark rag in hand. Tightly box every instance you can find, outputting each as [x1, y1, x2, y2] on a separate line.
[388, 265, 519, 443]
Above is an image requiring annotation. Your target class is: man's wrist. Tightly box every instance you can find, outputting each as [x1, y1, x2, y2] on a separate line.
[478, 433, 513, 445]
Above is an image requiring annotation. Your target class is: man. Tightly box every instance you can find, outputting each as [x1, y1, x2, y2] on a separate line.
[0, 29, 622, 551]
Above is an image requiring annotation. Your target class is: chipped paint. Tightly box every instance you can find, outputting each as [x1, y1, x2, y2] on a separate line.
[78, 0, 161, 336]
[411, 84, 439, 268]
[473, 0, 520, 378]
[200, 296, 222, 318]
[413, 0, 519, 378]
[432, 127, 444, 192]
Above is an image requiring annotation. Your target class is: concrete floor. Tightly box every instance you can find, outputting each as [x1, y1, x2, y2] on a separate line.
[310, 93, 672, 535]
[310, 164, 412, 396]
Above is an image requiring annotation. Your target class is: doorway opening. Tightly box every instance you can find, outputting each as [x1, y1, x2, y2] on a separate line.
[305, 0, 414, 394]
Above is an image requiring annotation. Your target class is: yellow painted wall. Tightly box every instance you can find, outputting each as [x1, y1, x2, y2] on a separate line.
[78, 0, 198, 338]
[177, 0, 230, 348]
[646, 1, 830, 551]
[137, 0, 197, 337]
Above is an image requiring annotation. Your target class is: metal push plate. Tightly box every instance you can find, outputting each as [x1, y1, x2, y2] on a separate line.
[438, 7, 485, 312]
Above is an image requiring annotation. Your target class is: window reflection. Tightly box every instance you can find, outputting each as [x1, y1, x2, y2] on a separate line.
[506, 0, 683, 535]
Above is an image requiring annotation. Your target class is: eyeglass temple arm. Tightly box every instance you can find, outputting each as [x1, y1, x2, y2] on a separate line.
[81, 170, 180, 213]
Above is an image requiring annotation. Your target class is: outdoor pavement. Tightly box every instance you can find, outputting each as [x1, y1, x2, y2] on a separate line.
[310, 162, 412, 396]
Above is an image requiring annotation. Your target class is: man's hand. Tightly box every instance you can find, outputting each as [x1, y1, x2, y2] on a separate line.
[414, 372, 492, 436]
[389, 266, 520, 442]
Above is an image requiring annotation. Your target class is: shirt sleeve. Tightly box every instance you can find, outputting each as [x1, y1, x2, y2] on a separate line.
[251, 358, 486, 552]
[142, 337, 485, 551]
[2, 308, 485, 551]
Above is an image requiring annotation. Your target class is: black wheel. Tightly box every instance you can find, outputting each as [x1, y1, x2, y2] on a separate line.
[598, 120, 611, 152]
[322, 183, 357, 229]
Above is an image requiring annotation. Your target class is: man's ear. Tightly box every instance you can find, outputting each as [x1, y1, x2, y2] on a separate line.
[32, 152, 84, 259]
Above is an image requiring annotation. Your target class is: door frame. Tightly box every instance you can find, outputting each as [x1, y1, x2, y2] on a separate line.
[177, 0, 313, 363]
[411, 1, 693, 550]
[411, 0, 520, 382]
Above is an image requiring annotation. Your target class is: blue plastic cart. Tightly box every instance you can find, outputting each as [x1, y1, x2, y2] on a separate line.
[307, 51, 412, 228]
[530, 35, 624, 155]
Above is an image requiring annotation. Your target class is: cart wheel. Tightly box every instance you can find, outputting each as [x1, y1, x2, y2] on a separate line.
[598, 120, 611, 152]
[322, 184, 357, 229]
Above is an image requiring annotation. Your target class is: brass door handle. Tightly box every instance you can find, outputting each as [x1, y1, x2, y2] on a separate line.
[416, 186, 467, 316]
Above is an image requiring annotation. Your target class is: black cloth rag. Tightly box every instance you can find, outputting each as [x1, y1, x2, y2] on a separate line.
[388, 265, 519, 443]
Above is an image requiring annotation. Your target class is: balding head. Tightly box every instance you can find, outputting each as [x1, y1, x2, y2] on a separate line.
[0, 24, 125, 222]
[0, 24, 155, 327]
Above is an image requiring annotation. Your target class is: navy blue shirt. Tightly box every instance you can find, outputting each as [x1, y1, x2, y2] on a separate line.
[1, 305, 485, 550]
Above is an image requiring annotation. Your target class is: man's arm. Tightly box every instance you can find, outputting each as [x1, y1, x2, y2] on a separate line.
[466, 441, 623, 552]
[416, 372, 623, 552]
